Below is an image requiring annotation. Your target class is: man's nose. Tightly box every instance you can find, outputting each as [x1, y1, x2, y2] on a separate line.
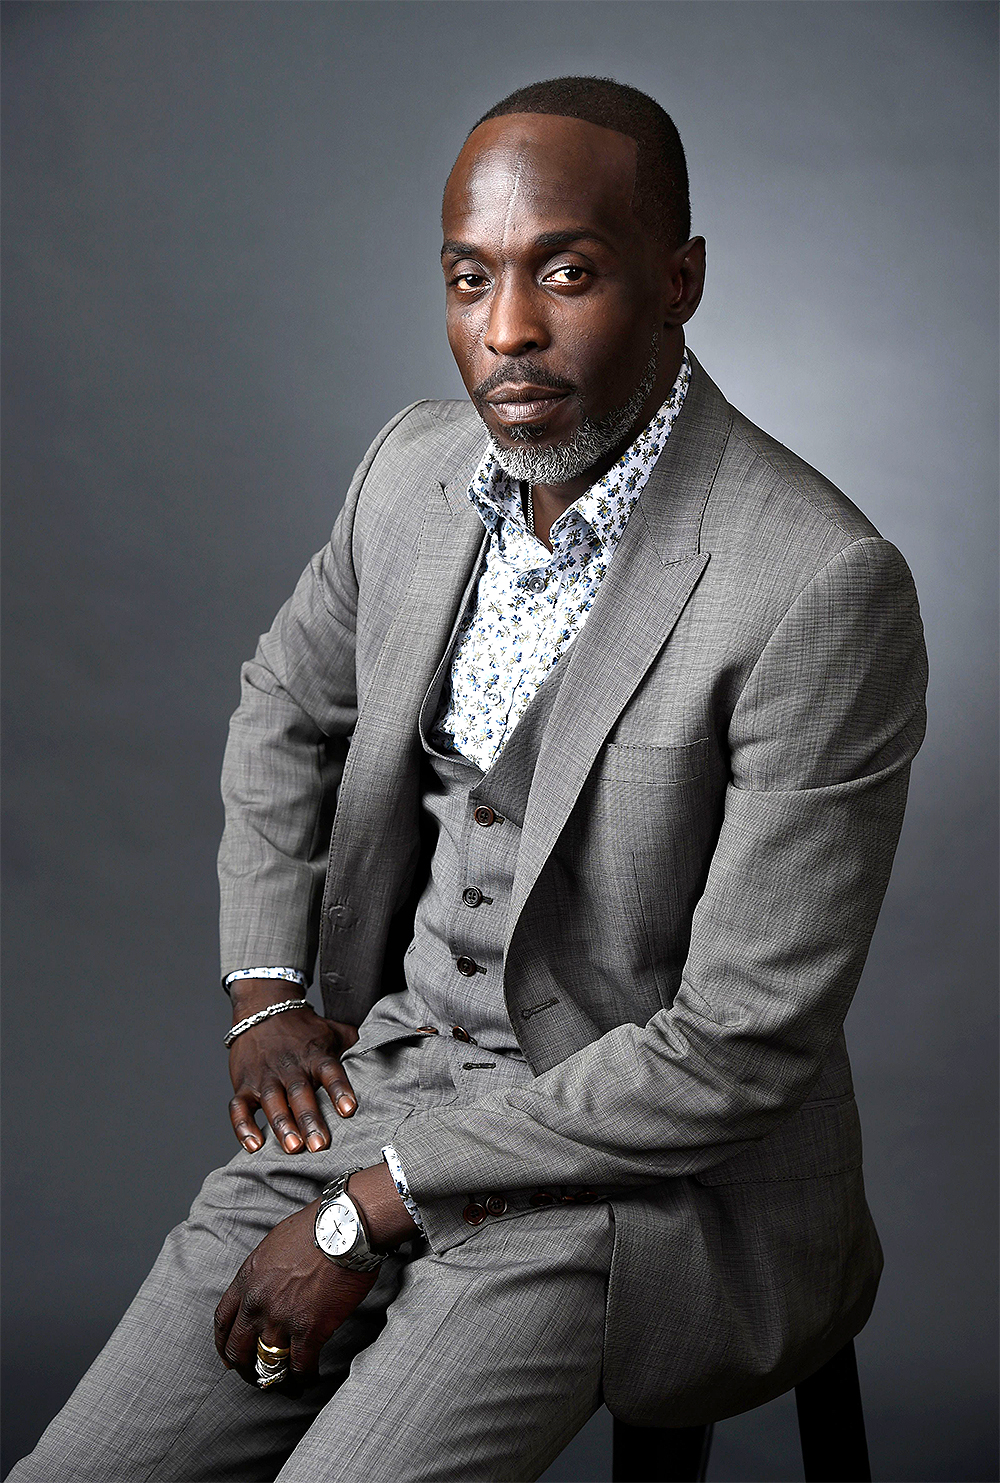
[484, 275, 550, 357]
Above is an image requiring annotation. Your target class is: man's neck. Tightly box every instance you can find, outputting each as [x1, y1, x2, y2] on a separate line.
[527, 337, 686, 550]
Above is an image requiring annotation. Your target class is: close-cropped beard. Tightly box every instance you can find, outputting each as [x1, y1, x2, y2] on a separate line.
[488, 335, 659, 486]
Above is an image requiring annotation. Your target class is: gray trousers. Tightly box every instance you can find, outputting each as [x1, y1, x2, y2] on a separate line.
[9, 1035, 613, 1483]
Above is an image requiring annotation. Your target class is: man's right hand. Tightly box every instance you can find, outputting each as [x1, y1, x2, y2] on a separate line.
[227, 980, 360, 1155]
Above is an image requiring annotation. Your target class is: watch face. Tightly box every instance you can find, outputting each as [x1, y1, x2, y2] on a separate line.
[316, 1198, 359, 1257]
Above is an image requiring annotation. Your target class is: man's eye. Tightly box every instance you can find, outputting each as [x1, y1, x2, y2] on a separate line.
[545, 265, 588, 285]
[452, 273, 487, 291]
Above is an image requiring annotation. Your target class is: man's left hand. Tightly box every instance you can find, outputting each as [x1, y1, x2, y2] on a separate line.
[213, 1200, 378, 1384]
[214, 1161, 420, 1384]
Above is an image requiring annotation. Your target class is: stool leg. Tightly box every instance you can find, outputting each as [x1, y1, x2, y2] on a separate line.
[794, 1339, 872, 1483]
[611, 1419, 713, 1482]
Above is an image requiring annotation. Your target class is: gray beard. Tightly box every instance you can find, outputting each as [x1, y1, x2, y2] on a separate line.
[488, 340, 659, 486]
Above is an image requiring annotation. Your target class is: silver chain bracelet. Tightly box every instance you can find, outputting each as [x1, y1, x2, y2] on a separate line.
[224, 998, 308, 1048]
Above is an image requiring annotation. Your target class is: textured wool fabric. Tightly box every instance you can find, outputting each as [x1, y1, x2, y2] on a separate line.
[216, 354, 927, 1423]
[8, 1039, 611, 1483]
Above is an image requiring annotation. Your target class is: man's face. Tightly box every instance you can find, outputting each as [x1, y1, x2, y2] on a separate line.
[442, 112, 673, 481]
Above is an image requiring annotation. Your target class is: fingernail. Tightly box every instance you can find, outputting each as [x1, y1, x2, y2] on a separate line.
[284, 1134, 303, 1151]
[307, 1134, 325, 1151]
[245, 1137, 261, 1152]
[336, 1096, 356, 1117]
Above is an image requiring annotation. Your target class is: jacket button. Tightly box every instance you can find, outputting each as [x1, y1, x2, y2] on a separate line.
[462, 887, 484, 908]
[451, 1025, 474, 1043]
[415, 1025, 439, 1035]
[473, 805, 496, 827]
[485, 1195, 507, 1216]
[529, 1191, 556, 1207]
[463, 1203, 487, 1226]
[455, 957, 480, 977]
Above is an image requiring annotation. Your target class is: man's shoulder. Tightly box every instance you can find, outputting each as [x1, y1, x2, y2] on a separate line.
[705, 383, 882, 561]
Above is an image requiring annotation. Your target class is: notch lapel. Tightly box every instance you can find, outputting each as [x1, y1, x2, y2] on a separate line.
[319, 424, 488, 1006]
[352, 439, 489, 752]
[506, 355, 733, 942]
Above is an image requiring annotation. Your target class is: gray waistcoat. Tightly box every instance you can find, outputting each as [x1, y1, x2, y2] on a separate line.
[361, 626, 569, 1057]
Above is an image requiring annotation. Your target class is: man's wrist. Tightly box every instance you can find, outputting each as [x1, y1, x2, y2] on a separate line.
[346, 1163, 421, 1251]
[228, 976, 308, 1021]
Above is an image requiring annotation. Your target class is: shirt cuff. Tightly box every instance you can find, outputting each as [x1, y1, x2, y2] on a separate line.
[223, 967, 308, 995]
[381, 1143, 427, 1236]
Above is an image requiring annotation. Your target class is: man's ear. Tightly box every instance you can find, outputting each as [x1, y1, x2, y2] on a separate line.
[661, 236, 706, 328]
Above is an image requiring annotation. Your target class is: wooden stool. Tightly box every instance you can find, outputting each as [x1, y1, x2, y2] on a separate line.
[611, 1338, 872, 1482]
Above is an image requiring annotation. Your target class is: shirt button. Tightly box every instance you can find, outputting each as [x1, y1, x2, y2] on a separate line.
[473, 806, 497, 827]
[485, 1195, 508, 1216]
[463, 1203, 488, 1226]
[462, 887, 484, 908]
[455, 958, 481, 978]
[523, 573, 547, 593]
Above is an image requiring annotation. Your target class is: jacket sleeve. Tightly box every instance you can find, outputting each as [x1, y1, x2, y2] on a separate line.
[217, 406, 417, 982]
[390, 536, 928, 1243]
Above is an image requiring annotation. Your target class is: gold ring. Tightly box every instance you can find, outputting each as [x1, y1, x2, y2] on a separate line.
[256, 1339, 291, 1358]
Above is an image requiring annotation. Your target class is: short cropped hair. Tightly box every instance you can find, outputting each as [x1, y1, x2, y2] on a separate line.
[473, 76, 691, 248]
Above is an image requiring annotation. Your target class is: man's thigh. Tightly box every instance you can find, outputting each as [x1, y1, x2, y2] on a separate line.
[9, 1040, 612, 1483]
[276, 1201, 614, 1483]
[8, 1047, 427, 1483]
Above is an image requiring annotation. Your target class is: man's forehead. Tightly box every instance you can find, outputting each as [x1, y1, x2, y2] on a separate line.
[444, 112, 639, 232]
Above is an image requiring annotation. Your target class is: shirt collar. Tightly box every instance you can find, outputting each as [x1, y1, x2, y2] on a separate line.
[466, 350, 691, 556]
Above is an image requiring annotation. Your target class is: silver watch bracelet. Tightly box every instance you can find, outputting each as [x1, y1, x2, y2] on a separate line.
[224, 998, 309, 1048]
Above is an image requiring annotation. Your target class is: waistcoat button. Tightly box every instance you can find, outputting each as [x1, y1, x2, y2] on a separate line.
[451, 1024, 474, 1042]
[415, 1025, 439, 1035]
[485, 1195, 508, 1216]
[462, 1203, 488, 1226]
[473, 805, 497, 827]
[455, 957, 480, 977]
[462, 887, 484, 908]
[529, 1191, 556, 1207]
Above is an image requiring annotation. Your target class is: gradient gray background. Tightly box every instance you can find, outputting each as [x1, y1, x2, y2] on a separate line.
[2, 3, 997, 1479]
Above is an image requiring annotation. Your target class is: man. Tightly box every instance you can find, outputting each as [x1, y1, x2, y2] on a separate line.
[10, 76, 927, 1483]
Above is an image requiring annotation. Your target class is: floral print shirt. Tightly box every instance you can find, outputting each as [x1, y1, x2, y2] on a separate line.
[432, 352, 691, 771]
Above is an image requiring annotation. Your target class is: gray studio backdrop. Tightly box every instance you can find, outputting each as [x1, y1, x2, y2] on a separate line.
[2, 3, 997, 1479]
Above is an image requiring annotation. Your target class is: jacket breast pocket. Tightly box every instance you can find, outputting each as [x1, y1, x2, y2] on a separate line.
[693, 1096, 863, 1185]
[597, 736, 709, 786]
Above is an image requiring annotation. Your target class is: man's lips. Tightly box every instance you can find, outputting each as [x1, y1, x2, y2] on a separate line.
[483, 386, 571, 426]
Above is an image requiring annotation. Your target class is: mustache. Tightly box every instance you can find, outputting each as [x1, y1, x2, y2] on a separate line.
[471, 361, 578, 402]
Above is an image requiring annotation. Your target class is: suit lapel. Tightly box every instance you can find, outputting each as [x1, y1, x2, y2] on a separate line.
[352, 436, 488, 753]
[319, 420, 488, 1008]
[507, 354, 732, 939]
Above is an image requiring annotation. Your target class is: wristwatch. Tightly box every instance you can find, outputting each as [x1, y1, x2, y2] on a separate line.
[313, 1169, 384, 1272]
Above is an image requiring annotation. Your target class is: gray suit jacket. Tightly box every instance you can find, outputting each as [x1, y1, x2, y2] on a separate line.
[219, 354, 927, 1425]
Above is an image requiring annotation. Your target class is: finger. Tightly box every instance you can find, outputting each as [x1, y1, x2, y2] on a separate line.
[284, 1076, 331, 1152]
[229, 1093, 264, 1153]
[289, 1324, 323, 1378]
[259, 1083, 304, 1153]
[213, 1282, 242, 1366]
[224, 1297, 263, 1380]
[316, 1057, 358, 1118]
